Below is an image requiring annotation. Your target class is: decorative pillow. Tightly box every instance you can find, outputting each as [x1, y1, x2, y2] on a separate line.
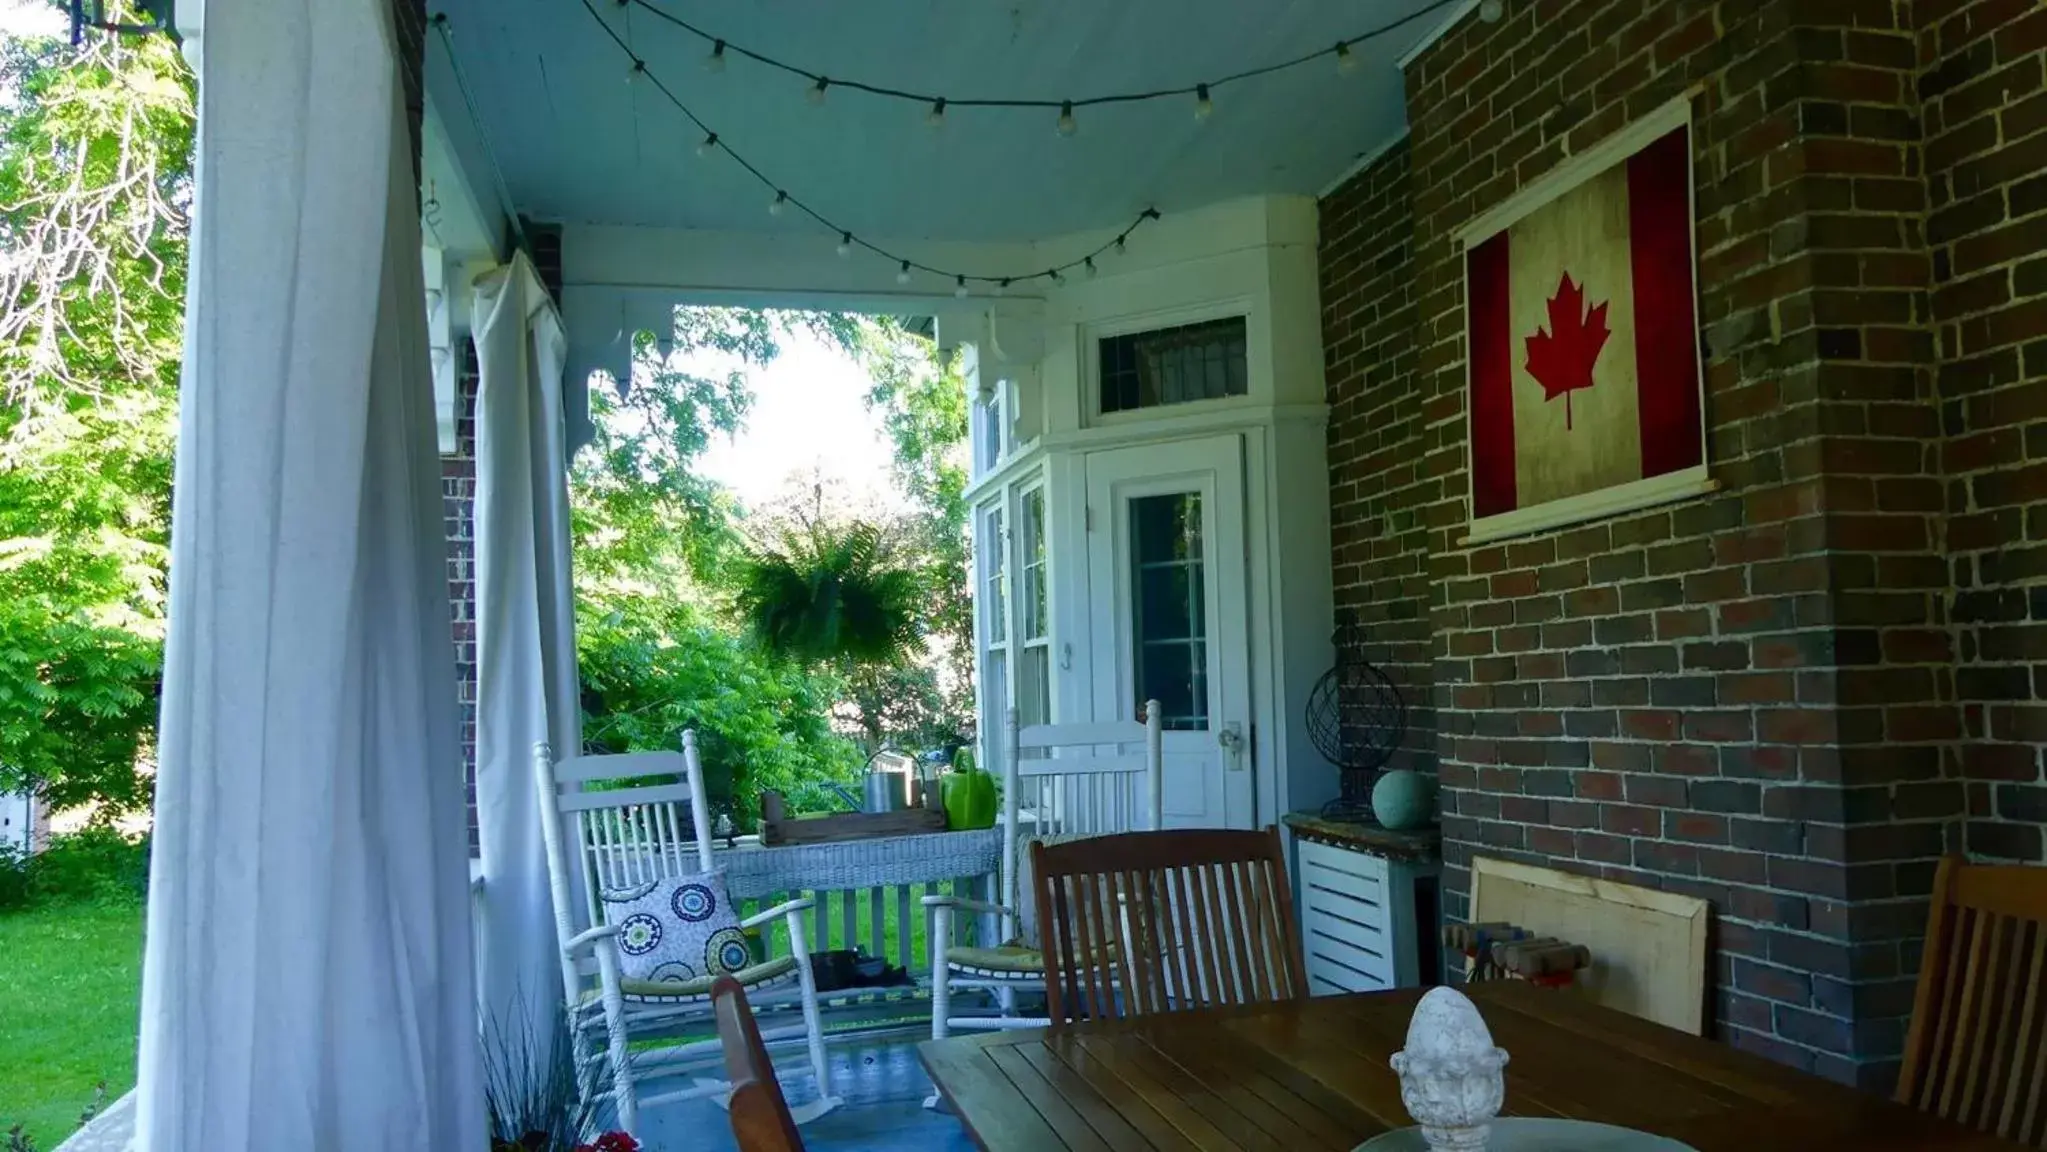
[599, 869, 751, 986]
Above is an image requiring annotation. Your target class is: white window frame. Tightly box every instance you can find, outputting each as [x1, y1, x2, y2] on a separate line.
[1082, 301, 1256, 428]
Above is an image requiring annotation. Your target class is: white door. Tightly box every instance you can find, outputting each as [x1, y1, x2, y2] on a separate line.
[1085, 435, 1254, 829]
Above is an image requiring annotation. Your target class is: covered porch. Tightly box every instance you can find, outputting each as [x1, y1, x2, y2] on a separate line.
[63, 0, 2047, 1147]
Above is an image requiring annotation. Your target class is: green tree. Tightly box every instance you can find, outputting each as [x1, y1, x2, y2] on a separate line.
[571, 309, 868, 823]
[855, 323, 974, 753]
[0, 17, 191, 813]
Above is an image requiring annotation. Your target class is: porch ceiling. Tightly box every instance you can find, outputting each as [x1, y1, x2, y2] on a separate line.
[427, 0, 1444, 243]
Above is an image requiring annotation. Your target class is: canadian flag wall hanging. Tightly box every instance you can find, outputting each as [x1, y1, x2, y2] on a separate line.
[1463, 103, 1709, 542]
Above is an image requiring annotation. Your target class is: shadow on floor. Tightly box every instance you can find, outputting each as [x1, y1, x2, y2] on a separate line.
[627, 1035, 978, 1152]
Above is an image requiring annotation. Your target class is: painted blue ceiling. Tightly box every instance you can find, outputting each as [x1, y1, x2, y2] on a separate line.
[426, 0, 1445, 242]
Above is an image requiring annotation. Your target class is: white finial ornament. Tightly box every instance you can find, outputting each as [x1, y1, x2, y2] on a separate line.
[1389, 987, 1509, 1152]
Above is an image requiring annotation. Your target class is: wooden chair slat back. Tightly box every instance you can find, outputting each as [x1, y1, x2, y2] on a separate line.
[1898, 856, 2047, 1148]
[1030, 827, 1305, 1024]
[711, 975, 806, 1152]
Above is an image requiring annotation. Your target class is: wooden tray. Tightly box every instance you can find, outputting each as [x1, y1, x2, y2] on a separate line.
[758, 788, 946, 846]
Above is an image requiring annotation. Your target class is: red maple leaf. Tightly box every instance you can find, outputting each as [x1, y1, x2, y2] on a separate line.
[1522, 272, 1611, 430]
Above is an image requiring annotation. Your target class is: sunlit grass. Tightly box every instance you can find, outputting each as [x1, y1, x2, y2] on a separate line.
[0, 898, 143, 1147]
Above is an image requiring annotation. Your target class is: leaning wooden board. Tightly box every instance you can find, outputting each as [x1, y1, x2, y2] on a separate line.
[1470, 854, 1709, 1034]
[757, 789, 946, 846]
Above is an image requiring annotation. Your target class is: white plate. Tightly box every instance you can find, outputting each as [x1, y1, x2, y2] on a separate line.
[1355, 1117, 1699, 1151]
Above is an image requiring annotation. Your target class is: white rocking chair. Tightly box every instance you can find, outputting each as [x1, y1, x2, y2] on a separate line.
[534, 732, 839, 1135]
[923, 701, 1163, 1051]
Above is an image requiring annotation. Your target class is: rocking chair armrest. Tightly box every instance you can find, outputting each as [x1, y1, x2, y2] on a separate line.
[738, 896, 815, 931]
[921, 894, 1012, 919]
[563, 924, 619, 956]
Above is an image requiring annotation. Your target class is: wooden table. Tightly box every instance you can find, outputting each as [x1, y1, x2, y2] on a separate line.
[918, 982, 2026, 1151]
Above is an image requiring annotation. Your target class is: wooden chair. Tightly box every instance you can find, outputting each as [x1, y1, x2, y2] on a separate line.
[534, 732, 836, 1135]
[1030, 826, 1306, 1023]
[1897, 856, 2047, 1148]
[712, 975, 806, 1152]
[923, 702, 1163, 1040]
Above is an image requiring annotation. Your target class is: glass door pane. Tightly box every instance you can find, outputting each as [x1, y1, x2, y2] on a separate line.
[1129, 493, 1207, 731]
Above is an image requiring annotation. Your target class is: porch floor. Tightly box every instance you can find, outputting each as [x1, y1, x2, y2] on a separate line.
[626, 1035, 977, 1152]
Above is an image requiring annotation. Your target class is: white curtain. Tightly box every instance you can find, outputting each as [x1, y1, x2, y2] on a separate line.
[137, 0, 484, 1148]
[472, 253, 582, 1046]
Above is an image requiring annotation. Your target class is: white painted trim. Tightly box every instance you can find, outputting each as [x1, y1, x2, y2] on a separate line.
[1463, 468, 1719, 546]
[1395, 0, 1481, 69]
[1318, 128, 1412, 199]
[1455, 95, 1694, 248]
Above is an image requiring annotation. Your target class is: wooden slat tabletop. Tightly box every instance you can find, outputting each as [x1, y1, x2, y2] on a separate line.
[918, 982, 2029, 1151]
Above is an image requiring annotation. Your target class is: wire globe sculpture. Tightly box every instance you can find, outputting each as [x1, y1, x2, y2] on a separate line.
[1304, 613, 1408, 820]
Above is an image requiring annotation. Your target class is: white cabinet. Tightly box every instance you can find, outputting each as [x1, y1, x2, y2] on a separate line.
[1296, 837, 1435, 994]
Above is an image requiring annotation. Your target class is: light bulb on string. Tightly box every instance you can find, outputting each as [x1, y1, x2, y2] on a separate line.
[926, 98, 947, 128]
[626, 57, 645, 84]
[1084, 257, 1098, 279]
[695, 132, 719, 158]
[954, 276, 969, 299]
[705, 39, 726, 71]
[1056, 101, 1077, 136]
[836, 232, 853, 258]
[808, 77, 829, 105]
[1194, 84, 1213, 121]
[1115, 235, 1127, 254]
[1335, 42, 1357, 74]
[896, 261, 912, 285]
[1050, 268, 1064, 285]
[768, 190, 788, 216]
[994, 279, 1009, 298]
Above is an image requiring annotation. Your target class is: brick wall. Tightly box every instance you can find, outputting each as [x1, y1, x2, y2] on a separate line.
[444, 340, 479, 850]
[1322, 0, 2047, 1091]
[1920, 0, 2047, 864]
[1322, 139, 1438, 781]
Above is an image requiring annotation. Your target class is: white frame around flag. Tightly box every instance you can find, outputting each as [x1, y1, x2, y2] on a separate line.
[1456, 94, 1713, 546]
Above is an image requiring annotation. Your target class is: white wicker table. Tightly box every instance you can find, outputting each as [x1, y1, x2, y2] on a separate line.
[707, 827, 1002, 900]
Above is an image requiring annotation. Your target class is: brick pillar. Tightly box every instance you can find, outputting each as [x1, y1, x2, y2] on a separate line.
[443, 341, 480, 851]
[1318, 0, 2047, 1093]
[1920, 0, 2047, 865]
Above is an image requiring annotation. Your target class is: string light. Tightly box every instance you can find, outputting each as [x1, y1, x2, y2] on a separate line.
[1194, 84, 1213, 121]
[704, 38, 726, 71]
[626, 57, 645, 83]
[550, 0, 1166, 289]
[808, 77, 829, 105]
[617, 0, 1457, 119]
[1056, 101, 1077, 136]
[1084, 257, 1098, 279]
[994, 279, 1009, 297]
[926, 98, 946, 128]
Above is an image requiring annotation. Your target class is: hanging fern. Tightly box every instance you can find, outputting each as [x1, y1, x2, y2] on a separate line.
[733, 520, 923, 669]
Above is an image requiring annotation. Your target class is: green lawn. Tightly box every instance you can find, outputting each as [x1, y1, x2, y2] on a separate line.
[0, 899, 143, 1148]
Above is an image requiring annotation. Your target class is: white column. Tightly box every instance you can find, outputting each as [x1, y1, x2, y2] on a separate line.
[137, 0, 484, 1147]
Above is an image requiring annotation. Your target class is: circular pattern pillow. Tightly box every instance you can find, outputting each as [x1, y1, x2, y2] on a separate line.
[599, 868, 749, 986]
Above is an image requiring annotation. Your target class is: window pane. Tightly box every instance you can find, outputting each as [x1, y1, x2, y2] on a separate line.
[1098, 317, 1248, 415]
[1020, 488, 1047, 641]
[1130, 493, 1208, 731]
[983, 649, 1009, 765]
[1018, 645, 1050, 729]
[981, 504, 1006, 644]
